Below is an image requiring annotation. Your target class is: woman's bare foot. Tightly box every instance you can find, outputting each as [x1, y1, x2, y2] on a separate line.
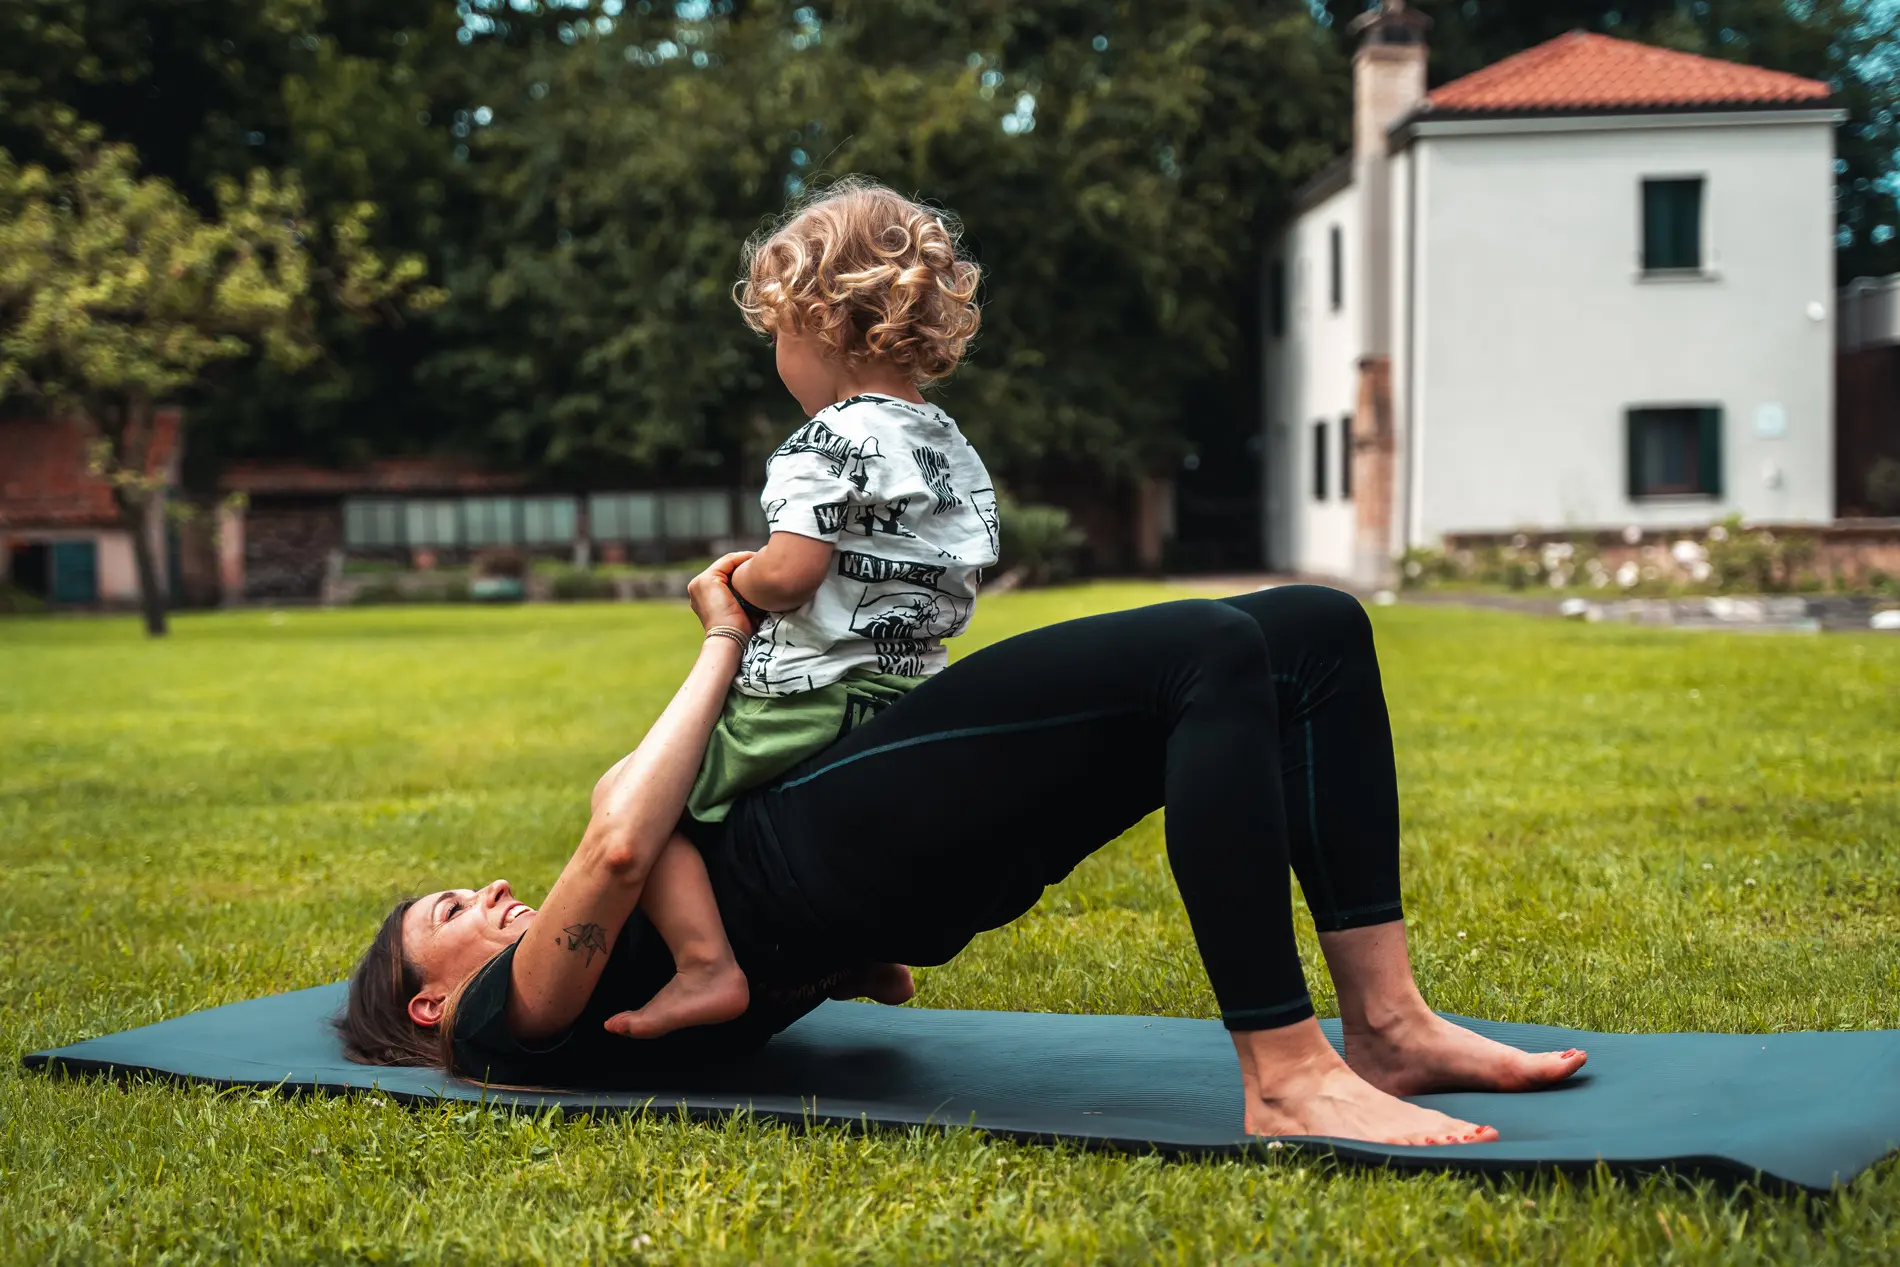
[829, 962, 915, 1004]
[1235, 1020, 1496, 1146]
[1344, 1007, 1587, 1098]
[602, 959, 749, 1039]
[1248, 1062, 1499, 1146]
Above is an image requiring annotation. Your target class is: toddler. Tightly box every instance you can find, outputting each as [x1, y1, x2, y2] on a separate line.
[611, 178, 997, 1038]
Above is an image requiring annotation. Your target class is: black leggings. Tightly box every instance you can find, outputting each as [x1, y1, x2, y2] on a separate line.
[725, 585, 1404, 1031]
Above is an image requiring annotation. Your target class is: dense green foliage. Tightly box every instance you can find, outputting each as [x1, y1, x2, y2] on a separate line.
[3, 590, 1897, 1261]
[5, 1, 1893, 488]
[422, 0, 1345, 484]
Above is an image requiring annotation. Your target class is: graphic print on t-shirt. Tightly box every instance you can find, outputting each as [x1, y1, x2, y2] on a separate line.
[847, 589, 970, 642]
[740, 395, 997, 697]
[847, 498, 916, 538]
[837, 550, 948, 592]
[970, 486, 1000, 555]
[740, 615, 816, 695]
[812, 501, 849, 535]
[912, 446, 962, 514]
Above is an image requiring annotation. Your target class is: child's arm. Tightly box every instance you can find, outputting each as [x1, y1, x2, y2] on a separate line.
[731, 532, 833, 612]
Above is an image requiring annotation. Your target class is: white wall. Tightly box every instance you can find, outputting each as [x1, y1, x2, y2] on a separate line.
[1408, 115, 1837, 542]
[1263, 181, 1362, 576]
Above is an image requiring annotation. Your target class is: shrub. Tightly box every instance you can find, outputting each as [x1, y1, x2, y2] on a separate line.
[1867, 458, 1900, 516]
[351, 579, 401, 605]
[550, 569, 619, 601]
[0, 582, 46, 615]
[996, 496, 1086, 587]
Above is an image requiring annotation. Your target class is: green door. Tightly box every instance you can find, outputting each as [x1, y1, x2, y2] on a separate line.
[50, 540, 99, 603]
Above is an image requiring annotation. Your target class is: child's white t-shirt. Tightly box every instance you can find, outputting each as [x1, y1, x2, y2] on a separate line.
[737, 393, 999, 698]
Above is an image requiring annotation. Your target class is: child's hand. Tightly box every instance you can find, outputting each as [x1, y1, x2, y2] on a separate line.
[689, 552, 757, 635]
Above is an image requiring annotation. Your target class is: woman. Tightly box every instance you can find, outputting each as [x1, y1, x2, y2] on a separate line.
[340, 556, 1586, 1146]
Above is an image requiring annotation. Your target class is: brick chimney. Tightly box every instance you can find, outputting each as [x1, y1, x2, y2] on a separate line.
[1348, 0, 1428, 588]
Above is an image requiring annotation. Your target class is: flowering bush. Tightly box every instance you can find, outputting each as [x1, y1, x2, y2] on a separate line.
[1397, 516, 1879, 596]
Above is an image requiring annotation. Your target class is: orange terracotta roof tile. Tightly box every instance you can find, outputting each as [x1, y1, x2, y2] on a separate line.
[1426, 31, 1831, 115]
[219, 458, 528, 495]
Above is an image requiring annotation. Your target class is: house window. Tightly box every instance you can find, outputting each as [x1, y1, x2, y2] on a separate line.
[660, 490, 733, 541]
[1626, 407, 1723, 499]
[521, 496, 577, 546]
[404, 499, 462, 547]
[343, 498, 404, 548]
[1268, 259, 1287, 338]
[1642, 178, 1703, 272]
[587, 492, 659, 542]
[1340, 414, 1354, 500]
[463, 497, 520, 547]
[1312, 421, 1329, 501]
[1328, 225, 1343, 311]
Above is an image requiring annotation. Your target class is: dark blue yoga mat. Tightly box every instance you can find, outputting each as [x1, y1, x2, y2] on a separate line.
[25, 984, 1900, 1192]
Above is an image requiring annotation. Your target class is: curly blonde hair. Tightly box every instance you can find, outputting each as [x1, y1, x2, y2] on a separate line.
[735, 177, 982, 385]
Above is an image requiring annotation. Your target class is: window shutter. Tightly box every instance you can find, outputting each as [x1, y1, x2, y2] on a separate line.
[1626, 412, 1643, 500]
[1642, 186, 1666, 271]
[1697, 408, 1723, 498]
[1676, 181, 1703, 271]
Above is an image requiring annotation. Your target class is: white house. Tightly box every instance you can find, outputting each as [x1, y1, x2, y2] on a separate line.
[1262, 3, 1845, 584]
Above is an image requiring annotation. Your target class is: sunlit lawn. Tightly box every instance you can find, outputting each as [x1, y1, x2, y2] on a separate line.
[3, 586, 1897, 1263]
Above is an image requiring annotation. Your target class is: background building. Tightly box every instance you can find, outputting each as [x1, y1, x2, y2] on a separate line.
[1264, 11, 1843, 583]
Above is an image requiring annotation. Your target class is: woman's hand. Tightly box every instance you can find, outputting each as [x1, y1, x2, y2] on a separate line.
[689, 552, 757, 635]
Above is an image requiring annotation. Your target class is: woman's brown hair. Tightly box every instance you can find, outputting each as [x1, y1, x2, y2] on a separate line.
[336, 898, 460, 1070]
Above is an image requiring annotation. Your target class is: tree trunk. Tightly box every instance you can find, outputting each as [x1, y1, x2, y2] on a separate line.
[115, 482, 169, 637]
[98, 393, 170, 637]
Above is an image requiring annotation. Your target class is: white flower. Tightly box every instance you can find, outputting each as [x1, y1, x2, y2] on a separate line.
[1593, 573, 1611, 589]
[1404, 559, 1422, 579]
[1708, 524, 1728, 542]
[1511, 533, 1529, 550]
[1617, 561, 1640, 588]
[1548, 570, 1568, 589]
[1641, 565, 1660, 581]
[1690, 560, 1712, 582]
[1622, 525, 1643, 544]
[1671, 540, 1706, 565]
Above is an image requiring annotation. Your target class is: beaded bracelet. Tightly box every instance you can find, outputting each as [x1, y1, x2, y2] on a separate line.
[704, 624, 750, 648]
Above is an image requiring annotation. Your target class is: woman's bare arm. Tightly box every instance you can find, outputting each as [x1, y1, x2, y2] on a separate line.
[502, 554, 752, 1043]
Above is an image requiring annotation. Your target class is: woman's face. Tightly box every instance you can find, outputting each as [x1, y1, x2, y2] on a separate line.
[400, 879, 536, 1026]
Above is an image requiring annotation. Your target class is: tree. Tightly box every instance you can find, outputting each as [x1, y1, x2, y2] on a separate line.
[1312, 0, 1900, 282]
[0, 0, 481, 474]
[0, 120, 442, 635]
[425, 0, 1346, 502]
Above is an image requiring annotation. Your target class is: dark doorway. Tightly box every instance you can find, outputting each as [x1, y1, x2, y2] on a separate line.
[9, 541, 49, 598]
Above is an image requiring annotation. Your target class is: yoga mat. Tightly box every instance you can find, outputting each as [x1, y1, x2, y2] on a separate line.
[25, 984, 1900, 1193]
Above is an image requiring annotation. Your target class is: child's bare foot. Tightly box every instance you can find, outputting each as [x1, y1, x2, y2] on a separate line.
[1344, 1006, 1587, 1098]
[830, 962, 915, 1004]
[603, 959, 749, 1039]
[1246, 1059, 1499, 1146]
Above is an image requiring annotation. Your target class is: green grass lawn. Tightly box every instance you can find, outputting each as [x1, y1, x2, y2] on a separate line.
[3, 586, 1898, 1263]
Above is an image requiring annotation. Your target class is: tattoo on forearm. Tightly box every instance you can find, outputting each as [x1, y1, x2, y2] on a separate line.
[559, 922, 609, 967]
